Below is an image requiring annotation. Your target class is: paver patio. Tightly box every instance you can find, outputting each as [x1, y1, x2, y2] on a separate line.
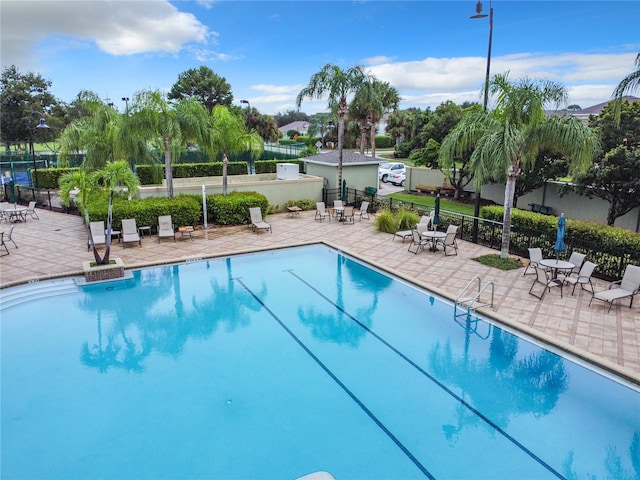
[1, 207, 638, 384]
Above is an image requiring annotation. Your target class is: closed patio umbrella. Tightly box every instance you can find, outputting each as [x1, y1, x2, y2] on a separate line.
[554, 213, 566, 260]
[432, 194, 441, 228]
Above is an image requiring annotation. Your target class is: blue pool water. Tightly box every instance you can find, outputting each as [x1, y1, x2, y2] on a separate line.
[1, 245, 639, 479]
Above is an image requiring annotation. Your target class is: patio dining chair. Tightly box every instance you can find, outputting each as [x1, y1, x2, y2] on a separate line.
[342, 206, 355, 224]
[315, 202, 330, 222]
[26, 201, 39, 220]
[437, 225, 459, 256]
[567, 252, 587, 275]
[408, 230, 428, 254]
[0, 231, 8, 256]
[524, 247, 543, 275]
[355, 201, 370, 221]
[529, 266, 563, 300]
[4, 225, 17, 249]
[560, 261, 597, 296]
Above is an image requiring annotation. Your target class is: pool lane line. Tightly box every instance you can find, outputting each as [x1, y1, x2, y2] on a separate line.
[287, 270, 566, 480]
[235, 278, 435, 480]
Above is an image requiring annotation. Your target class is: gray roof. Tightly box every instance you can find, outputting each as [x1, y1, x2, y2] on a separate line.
[303, 150, 381, 166]
[545, 96, 639, 119]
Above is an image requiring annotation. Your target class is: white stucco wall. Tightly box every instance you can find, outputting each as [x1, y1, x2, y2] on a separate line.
[480, 181, 640, 232]
[138, 173, 324, 212]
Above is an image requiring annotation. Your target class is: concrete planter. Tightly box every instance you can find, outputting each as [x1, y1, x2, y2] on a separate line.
[83, 257, 125, 282]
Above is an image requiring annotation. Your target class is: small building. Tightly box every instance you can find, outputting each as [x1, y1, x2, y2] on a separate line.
[302, 151, 380, 192]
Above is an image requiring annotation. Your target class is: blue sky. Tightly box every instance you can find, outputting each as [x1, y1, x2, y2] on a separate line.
[2, 0, 639, 115]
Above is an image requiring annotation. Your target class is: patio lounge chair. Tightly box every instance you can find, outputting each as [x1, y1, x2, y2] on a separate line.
[524, 247, 543, 275]
[26, 201, 39, 220]
[589, 264, 640, 312]
[87, 221, 106, 251]
[529, 266, 563, 299]
[560, 261, 597, 295]
[315, 202, 330, 222]
[567, 252, 587, 275]
[408, 230, 428, 254]
[249, 207, 271, 234]
[355, 201, 370, 221]
[121, 218, 142, 247]
[437, 225, 459, 256]
[157, 215, 176, 242]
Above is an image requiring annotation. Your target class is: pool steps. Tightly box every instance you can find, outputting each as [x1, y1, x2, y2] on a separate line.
[0, 278, 79, 310]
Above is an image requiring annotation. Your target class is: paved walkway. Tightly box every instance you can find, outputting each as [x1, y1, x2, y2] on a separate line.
[1, 207, 638, 384]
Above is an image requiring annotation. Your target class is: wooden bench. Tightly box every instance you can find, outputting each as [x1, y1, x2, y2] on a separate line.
[415, 184, 439, 194]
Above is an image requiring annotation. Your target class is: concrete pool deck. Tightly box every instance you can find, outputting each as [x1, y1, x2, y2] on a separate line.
[1, 207, 638, 384]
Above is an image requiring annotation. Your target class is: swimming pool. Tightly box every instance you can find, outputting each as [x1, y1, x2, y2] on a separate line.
[1, 244, 638, 479]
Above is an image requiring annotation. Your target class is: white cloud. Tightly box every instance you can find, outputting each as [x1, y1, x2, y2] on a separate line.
[1, 0, 211, 67]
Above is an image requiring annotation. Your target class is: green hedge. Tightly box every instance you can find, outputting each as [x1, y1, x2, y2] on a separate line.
[481, 206, 640, 252]
[375, 136, 394, 149]
[86, 191, 270, 229]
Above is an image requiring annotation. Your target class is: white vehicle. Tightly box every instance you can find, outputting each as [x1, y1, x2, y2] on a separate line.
[388, 172, 406, 186]
[378, 162, 406, 183]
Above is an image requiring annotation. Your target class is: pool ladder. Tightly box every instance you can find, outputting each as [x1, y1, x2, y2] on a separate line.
[455, 276, 495, 315]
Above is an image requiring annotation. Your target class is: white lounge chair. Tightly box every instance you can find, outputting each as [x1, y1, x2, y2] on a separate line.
[157, 215, 175, 242]
[561, 261, 597, 295]
[88, 221, 106, 251]
[589, 264, 640, 312]
[529, 266, 563, 299]
[315, 202, 330, 222]
[121, 218, 141, 247]
[249, 207, 271, 234]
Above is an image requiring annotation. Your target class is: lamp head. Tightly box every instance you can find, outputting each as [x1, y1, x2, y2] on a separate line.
[36, 118, 50, 129]
[470, 0, 488, 18]
[240, 99, 249, 106]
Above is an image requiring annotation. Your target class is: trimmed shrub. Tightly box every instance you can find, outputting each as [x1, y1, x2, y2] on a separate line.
[375, 136, 394, 149]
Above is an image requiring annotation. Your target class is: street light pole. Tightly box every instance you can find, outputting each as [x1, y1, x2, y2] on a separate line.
[240, 99, 254, 174]
[28, 112, 50, 192]
[121, 97, 130, 113]
[470, 0, 493, 243]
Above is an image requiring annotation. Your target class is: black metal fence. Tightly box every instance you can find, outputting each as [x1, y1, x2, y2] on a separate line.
[327, 187, 640, 282]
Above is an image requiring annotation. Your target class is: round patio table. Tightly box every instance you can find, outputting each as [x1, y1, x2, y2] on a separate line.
[420, 230, 446, 252]
[539, 259, 574, 278]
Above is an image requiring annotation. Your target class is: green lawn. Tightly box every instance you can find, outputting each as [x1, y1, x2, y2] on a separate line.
[388, 192, 476, 216]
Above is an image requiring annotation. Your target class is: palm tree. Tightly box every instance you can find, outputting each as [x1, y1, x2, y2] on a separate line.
[364, 80, 400, 159]
[440, 73, 600, 258]
[612, 52, 640, 124]
[203, 105, 263, 195]
[386, 109, 414, 149]
[59, 161, 139, 264]
[296, 64, 369, 198]
[129, 90, 209, 198]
